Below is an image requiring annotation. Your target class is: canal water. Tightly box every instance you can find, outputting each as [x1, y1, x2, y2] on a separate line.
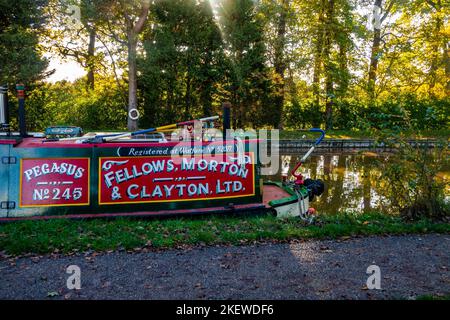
[264, 150, 449, 214]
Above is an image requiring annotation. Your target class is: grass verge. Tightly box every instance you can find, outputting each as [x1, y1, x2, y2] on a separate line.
[0, 212, 448, 256]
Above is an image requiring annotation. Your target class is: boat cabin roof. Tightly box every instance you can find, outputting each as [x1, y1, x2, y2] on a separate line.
[0, 135, 259, 148]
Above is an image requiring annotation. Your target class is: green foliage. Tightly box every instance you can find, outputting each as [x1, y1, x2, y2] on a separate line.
[2, 0, 448, 132]
[0, 0, 49, 85]
[284, 99, 323, 129]
[371, 132, 449, 221]
[137, 0, 278, 129]
[138, 0, 227, 127]
[218, 0, 277, 128]
[283, 95, 449, 131]
[10, 77, 127, 132]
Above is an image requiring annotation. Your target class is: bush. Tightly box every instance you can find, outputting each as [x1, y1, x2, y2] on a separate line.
[283, 94, 449, 131]
[8, 78, 128, 132]
[371, 132, 449, 221]
[283, 99, 324, 129]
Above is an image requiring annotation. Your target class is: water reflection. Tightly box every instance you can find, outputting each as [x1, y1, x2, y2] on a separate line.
[265, 151, 449, 214]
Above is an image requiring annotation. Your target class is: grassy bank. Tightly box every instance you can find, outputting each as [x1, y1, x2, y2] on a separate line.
[0, 212, 448, 256]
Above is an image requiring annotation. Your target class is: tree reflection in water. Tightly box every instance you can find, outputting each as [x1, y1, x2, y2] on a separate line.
[264, 151, 449, 214]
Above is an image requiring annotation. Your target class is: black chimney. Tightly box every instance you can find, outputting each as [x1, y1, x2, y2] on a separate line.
[16, 84, 27, 137]
[222, 101, 231, 139]
[0, 85, 9, 131]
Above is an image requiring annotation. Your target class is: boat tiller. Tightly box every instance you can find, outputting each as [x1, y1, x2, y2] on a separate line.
[289, 128, 326, 222]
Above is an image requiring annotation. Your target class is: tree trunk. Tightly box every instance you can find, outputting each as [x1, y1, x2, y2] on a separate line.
[167, 79, 174, 119]
[337, 29, 349, 96]
[86, 26, 96, 90]
[325, 79, 334, 129]
[201, 87, 212, 117]
[124, 0, 151, 131]
[324, 0, 335, 130]
[274, 0, 288, 129]
[185, 72, 191, 118]
[429, 13, 442, 98]
[312, 0, 326, 107]
[367, 0, 383, 100]
[423, 0, 449, 96]
[200, 47, 213, 117]
[200, 77, 213, 118]
[127, 33, 138, 131]
[236, 49, 244, 128]
[445, 38, 450, 96]
[434, 0, 446, 94]
[233, 92, 240, 129]
[429, 1, 446, 97]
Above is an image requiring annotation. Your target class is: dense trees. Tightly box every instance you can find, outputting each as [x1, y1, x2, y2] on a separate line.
[79, 0, 151, 130]
[1, 0, 448, 131]
[0, 0, 50, 85]
[44, 0, 102, 90]
[44, 0, 151, 130]
[138, 0, 227, 127]
[218, 0, 276, 128]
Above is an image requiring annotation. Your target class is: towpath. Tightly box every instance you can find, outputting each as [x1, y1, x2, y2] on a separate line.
[0, 234, 449, 300]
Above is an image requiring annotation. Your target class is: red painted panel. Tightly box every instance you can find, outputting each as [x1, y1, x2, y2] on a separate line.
[0, 139, 18, 145]
[20, 158, 90, 207]
[99, 153, 255, 205]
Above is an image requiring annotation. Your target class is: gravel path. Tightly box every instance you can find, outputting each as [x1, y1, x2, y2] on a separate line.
[0, 234, 449, 300]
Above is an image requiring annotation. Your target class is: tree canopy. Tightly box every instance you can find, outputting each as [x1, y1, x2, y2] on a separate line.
[0, 0, 50, 85]
[1, 0, 448, 131]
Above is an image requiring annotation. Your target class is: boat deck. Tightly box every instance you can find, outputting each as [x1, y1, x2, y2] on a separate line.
[262, 184, 291, 207]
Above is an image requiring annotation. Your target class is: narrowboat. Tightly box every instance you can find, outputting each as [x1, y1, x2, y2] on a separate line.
[0, 87, 324, 222]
